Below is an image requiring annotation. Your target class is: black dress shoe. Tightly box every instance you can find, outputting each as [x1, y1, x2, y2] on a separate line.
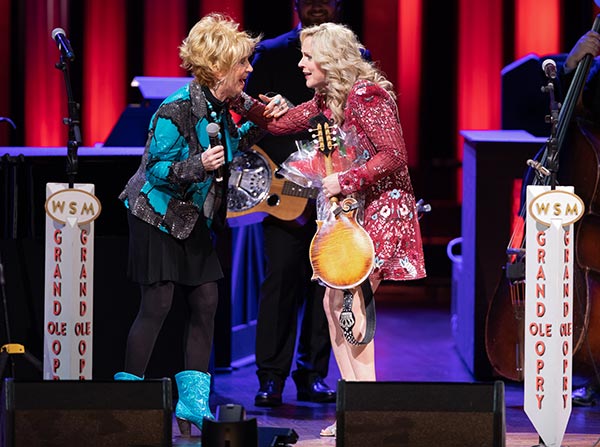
[296, 376, 336, 403]
[254, 379, 283, 407]
[572, 385, 597, 407]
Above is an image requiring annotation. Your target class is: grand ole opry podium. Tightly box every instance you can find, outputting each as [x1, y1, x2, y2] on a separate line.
[454, 130, 546, 379]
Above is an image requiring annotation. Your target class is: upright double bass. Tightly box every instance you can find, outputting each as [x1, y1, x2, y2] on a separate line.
[485, 14, 600, 385]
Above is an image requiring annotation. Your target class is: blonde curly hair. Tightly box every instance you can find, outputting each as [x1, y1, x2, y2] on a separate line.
[300, 22, 395, 125]
[179, 13, 261, 88]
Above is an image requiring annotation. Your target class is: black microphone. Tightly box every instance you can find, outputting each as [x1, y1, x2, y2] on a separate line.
[51, 28, 75, 61]
[206, 122, 223, 182]
[542, 59, 557, 79]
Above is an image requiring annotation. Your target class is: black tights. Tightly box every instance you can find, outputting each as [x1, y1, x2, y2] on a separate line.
[123, 281, 219, 376]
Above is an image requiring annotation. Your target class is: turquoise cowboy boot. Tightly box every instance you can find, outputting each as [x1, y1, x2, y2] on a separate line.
[114, 371, 144, 380]
[175, 370, 215, 436]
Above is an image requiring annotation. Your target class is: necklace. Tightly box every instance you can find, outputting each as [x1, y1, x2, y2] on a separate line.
[206, 100, 220, 123]
[203, 85, 225, 125]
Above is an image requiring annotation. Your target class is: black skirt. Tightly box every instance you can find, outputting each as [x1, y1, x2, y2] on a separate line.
[126, 211, 223, 286]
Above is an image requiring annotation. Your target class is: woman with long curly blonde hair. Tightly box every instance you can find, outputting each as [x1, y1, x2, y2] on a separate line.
[300, 23, 395, 125]
[237, 22, 426, 437]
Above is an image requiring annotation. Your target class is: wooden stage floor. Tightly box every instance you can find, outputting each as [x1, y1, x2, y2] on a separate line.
[173, 285, 600, 446]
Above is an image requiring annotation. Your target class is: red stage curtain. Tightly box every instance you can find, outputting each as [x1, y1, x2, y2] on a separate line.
[363, 0, 413, 161]
[456, 0, 503, 200]
[82, 0, 126, 146]
[514, 0, 561, 59]
[0, 0, 11, 145]
[364, 0, 421, 169]
[199, 0, 244, 24]
[24, 0, 68, 146]
[363, 0, 398, 93]
[144, 0, 187, 77]
[397, 0, 422, 169]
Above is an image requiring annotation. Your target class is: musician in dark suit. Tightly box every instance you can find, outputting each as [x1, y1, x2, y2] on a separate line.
[244, 0, 370, 407]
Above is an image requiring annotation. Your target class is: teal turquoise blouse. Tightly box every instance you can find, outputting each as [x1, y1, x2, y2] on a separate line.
[120, 81, 263, 239]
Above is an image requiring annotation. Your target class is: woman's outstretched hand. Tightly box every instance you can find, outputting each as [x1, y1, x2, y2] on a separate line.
[259, 93, 289, 118]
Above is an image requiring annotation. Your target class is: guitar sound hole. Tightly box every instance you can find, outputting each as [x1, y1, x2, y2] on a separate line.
[267, 194, 280, 207]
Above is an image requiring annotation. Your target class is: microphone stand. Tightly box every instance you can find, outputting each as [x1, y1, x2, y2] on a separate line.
[0, 118, 43, 380]
[54, 53, 81, 188]
[5, 39, 85, 380]
[0, 249, 43, 380]
[527, 76, 561, 447]
[541, 78, 560, 190]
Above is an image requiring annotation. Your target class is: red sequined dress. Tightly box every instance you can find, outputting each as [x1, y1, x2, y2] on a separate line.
[237, 80, 426, 281]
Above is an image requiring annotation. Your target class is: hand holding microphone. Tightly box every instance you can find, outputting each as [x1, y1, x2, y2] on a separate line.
[205, 123, 225, 182]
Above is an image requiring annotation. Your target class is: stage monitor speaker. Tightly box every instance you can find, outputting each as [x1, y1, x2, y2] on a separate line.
[0, 378, 172, 447]
[216, 403, 245, 422]
[337, 380, 505, 447]
[258, 427, 298, 447]
[201, 417, 258, 447]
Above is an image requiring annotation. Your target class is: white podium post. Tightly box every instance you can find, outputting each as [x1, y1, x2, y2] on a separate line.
[43, 183, 101, 380]
[524, 185, 584, 447]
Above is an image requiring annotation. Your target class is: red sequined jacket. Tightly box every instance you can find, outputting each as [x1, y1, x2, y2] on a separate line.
[236, 80, 426, 281]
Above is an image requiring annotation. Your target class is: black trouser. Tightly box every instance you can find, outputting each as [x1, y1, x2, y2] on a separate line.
[255, 218, 330, 385]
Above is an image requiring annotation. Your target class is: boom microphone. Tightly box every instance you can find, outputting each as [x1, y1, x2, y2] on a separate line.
[51, 28, 75, 61]
[206, 122, 223, 182]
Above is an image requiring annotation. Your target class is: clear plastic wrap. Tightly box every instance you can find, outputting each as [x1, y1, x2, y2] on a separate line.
[278, 124, 368, 222]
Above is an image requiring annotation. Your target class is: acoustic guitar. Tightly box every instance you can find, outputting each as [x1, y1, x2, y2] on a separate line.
[226, 145, 319, 226]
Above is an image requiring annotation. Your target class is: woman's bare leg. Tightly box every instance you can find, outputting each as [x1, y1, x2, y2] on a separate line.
[322, 278, 381, 382]
[324, 287, 357, 380]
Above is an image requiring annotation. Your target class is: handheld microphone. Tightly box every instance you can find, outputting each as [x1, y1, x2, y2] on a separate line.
[542, 59, 557, 80]
[206, 122, 223, 182]
[51, 28, 75, 61]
